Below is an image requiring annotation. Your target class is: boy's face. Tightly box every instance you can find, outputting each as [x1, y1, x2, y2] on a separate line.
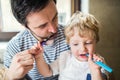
[69, 28, 96, 62]
[26, 0, 58, 41]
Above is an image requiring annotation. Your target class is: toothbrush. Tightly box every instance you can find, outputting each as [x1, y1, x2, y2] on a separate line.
[40, 34, 55, 45]
[40, 36, 50, 45]
[41, 40, 47, 45]
[86, 53, 113, 73]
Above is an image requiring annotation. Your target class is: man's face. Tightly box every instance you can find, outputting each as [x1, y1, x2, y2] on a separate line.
[26, 1, 58, 41]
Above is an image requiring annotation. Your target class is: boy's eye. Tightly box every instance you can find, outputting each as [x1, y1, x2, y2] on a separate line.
[73, 43, 79, 46]
[85, 42, 93, 45]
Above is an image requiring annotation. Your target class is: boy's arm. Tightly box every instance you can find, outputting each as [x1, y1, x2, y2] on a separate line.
[32, 42, 52, 77]
[91, 69, 105, 80]
[35, 53, 52, 77]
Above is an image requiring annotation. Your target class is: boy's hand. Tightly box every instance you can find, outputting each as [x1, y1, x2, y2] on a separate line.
[30, 41, 44, 60]
[88, 54, 104, 72]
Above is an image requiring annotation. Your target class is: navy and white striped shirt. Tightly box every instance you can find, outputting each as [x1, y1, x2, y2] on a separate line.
[4, 25, 70, 80]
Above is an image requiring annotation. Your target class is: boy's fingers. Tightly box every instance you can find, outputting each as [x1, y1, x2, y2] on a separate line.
[37, 41, 43, 51]
[88, 53, 93, 61]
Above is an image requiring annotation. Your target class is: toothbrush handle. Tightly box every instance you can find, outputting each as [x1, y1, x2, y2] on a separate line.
[86, 53, 112, 73]
[95, 61, 112, 73]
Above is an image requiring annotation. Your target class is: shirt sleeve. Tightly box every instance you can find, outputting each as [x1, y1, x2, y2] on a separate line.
[49, 50, 70, 76]
[3, 37, 20, 68]
[49, 58, 59, 76]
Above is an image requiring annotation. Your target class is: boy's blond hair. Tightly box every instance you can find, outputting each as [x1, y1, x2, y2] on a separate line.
[65, 11, 100, 44]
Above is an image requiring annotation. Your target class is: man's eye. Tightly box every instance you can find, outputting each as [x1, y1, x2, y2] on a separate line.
[40, 24, 47, 29]
[53, 16, 58, 22]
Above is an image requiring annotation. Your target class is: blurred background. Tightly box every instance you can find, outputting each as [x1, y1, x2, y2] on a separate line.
[0, 0, 120, 79]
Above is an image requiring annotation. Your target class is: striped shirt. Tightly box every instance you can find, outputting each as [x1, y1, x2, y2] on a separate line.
[3, 25, 70, 80]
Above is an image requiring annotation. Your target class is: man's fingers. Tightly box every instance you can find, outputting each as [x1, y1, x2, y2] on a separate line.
[24, 65, 34, 72]
[20, 59, 34, 66]
[16, 52, 33, 60]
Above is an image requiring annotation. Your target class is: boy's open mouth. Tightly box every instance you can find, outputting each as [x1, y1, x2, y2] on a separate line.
[80, 54, 86, 56]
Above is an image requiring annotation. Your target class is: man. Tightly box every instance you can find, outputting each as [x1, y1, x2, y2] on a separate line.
[3, 0, 69, 80]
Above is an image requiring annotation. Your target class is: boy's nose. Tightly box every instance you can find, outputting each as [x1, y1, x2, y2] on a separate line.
[80, 45, 86, 52]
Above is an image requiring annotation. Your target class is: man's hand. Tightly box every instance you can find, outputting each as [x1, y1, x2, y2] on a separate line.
[7, 49, 34, 80]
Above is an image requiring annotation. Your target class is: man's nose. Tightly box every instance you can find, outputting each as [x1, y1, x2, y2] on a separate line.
[48, 23, 57, 33]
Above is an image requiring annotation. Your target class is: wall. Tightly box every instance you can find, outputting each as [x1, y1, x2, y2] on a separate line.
[89, 0, 120, 80]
